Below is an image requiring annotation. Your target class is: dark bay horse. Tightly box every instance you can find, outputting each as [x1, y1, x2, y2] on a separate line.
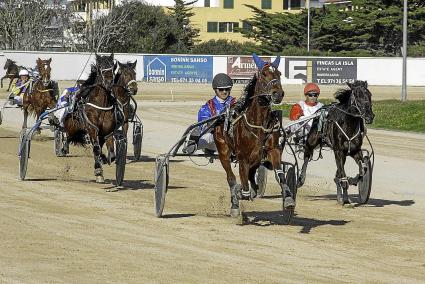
[104, 60, 138, 162]
[2, 59, 24, 91]
[63, 53, 119, 183]
[214, 54, 295, 217]
[298, 80, 375, 205]
[22, 58, 57, 130]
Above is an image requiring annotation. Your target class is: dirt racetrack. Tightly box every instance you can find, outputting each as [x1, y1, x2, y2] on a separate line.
[1, 83, 425, 283]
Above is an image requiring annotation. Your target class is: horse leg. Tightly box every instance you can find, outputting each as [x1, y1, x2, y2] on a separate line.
[269, 148, 295, 209]
[216, 141, 239, 217]
[105, 136, 115, 164]
[88, 129, 104, 183]
[348, 151, 365, 186]
[334, 151, 350, 205]
[248, 165, 259, 198]
[0, 75, 5, 89]
[238, 161, 252, 200]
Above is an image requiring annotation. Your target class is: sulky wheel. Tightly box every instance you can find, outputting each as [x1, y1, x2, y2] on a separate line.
[154, 155, 169, 217]
[115, 132, 127, 186]
[357, 156, 372, 204]
[19, 131, 30, 181]
[132, 122, 143, 161]
[282, 164, 297, 225]
[255, 165, 268, 198]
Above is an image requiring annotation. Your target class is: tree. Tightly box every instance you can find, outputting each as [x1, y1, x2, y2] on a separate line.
[191, 39, 256, 55]
[0, 0, 68, 50]
[110, 1, 180, 54]
[168, 0, 200, 52]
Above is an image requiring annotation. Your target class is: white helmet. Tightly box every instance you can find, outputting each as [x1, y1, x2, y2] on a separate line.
[19, 69, 29, 76]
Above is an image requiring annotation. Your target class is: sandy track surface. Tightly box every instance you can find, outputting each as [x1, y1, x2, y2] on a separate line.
[1, 100, 425, 283]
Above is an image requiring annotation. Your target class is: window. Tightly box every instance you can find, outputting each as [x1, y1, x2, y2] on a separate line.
[223, 0, 234, 9]
[291, 0, 301, 9]
[242, 21, 253, 32]
[207, 22, 218, 32]
[218, 22, 239, 33]
[204, 0, 210, 7]
[262, 0, 272, 9]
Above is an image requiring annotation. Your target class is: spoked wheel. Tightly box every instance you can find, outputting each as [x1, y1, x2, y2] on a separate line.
[115, 132, 127, 186]
[282, 164, 297, 225]
[255, 165, 268, 198]
[357, 156, 372, 204]
[154, 155, 169, 217]
[54, 130, 68, 157]
[132, 122, 143, 161]
[19, 130, 30, 180]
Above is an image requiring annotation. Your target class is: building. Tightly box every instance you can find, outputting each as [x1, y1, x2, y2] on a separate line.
[68, 0, 352, 43]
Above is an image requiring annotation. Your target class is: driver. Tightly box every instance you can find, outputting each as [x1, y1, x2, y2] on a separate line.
[289, 82, 324, 138]
[9, 69, 31, 106]
[183, 73, 235, 154]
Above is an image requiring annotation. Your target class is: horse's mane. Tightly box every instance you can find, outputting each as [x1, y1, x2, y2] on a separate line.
[334, 88, 352, 104]
[82, 64, 97, 87]
[240, 74, 257, 107]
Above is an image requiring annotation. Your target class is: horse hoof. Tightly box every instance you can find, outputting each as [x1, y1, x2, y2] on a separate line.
[230, 208, 240, 218]
[284, 197, 296, 210]
[96, 176, 105, 183]
[342, 202, 354, 209]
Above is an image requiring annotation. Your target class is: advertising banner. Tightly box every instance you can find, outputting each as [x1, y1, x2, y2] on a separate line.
[144, 55, 213, 83]
[227, 56, 272, 79]
[284, 57, 357, 84]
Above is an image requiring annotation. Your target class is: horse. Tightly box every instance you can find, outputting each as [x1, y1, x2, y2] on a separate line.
[214, 54, 295, 218]
[22, 58, 57, 130]
[103, 60, 138, 163]
[63, 53, 120, 183]
[298, 80, 375, 205]
[1, 59, 24, 91]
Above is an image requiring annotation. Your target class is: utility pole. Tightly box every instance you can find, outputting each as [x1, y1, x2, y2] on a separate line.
[401, 0, 408, 102]
[307, 0, 310, 52]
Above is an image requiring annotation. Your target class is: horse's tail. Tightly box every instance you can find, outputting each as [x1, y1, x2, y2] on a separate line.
[25, 103, 38, 118]
[68, 129, 88, 146]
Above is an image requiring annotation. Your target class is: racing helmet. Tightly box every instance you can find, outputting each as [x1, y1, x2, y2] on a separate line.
[19, 69, 29, 76]
[212, 73, 233, 89]
[304, 82, 320, 95]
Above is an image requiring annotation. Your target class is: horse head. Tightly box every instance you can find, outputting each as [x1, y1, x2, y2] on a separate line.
[116, 60, 137, 96]
[252, 53, 284, 106]
[347, 80, 375, 124]
[4, 59, 15, 70]
[36, 58, 52, 87]
[95, 53, 116, 90]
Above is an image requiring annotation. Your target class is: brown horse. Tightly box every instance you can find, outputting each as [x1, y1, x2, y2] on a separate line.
[22, 58, 57, 130]
[214, 54, 295, 218]
[63, 53, 119, 183]
[2, 59, 25, 91]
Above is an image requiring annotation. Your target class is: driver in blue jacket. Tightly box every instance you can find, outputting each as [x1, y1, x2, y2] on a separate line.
[184, 73, 235, 154]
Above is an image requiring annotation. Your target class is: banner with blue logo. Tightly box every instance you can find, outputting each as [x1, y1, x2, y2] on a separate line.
[144, 55, 213, 83]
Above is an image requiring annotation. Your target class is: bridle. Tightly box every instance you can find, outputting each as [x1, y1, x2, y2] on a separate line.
[250, 65, 283, 107]
[333, 85, 372, 120]
[96, 64, 115, 90]
[39, 63, 51, 87]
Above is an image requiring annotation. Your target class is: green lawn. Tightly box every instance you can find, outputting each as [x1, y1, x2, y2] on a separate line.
[278, 100, 425, 133]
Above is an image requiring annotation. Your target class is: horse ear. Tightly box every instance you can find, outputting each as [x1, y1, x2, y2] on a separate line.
[347, 82, 354, 89]
[364, 80, 368, 88]
[48, 58, 52, 64]
[110, 52, 114, 59]
[272, 55, 281, 69]
[37, 58, 41, 64]
[131, 60, 137, 69]
[252, 53, 266, 70]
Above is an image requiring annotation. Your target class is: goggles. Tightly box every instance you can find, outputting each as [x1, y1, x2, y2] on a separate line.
[306, 92, 319, 97]
[217, 87, 231, 92]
